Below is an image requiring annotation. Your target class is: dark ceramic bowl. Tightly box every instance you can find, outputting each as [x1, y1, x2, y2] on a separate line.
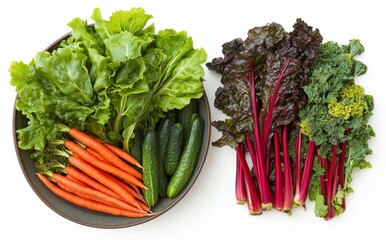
[12, 31, 211, 229]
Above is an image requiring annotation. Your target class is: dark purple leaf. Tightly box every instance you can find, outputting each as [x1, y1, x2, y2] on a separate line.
[207, 19, 323, 148]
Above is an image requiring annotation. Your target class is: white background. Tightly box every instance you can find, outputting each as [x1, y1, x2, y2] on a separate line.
[1, 0, 385, 239]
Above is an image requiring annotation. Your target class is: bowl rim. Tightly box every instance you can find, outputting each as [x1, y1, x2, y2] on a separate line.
[12, 28, 212, 228]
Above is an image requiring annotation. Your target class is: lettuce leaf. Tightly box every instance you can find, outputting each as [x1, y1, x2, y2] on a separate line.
[104, 32, 152, 64]
[16, 115, 63, 151]
[11, 7, 206, 152]
[35, 46, 94, 105]
[91, 8, 154, 39]
[154, 48, 207, 112]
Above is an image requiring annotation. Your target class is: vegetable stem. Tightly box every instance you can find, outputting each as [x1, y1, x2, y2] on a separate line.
[294, 141, 315, 206]
[317, 154, 327, 202]
[262, 58, 290, 151]
[273, 131, 283, 210]
[245, 135, 259, 187]
[236, 145, 262, 215]
[324, 145, 337, 220]
[282, 125, 293, 212]
[123, 123, 136, 152]
[294, 129, 302, 201]
[338, 142, 347, 211]
[236, 152, 247, 204]
[113, 95, 128, 134]
[248, 62, 273, 210]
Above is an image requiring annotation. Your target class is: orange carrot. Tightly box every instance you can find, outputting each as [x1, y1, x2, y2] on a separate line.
[116, 177, 144, 202]
[67, 155, 142, 210]
[65, 139, 143, 180]
[69, 128, 142, 176]
[37, 173, 153, 218]
[52, 173, 144, 213]
[66, 174, 89, 187]
[81, 150, 144, 201]
[58, 182, 92, 199]
[126, 181, 142, 197]
[86, 146, 142, 197]
[65, 165, 122, 200]
[101, 172, 150, 213]
[104, 143, 142, 169]
[58, 182, 111, 207]
[100, 170, 147, 205]
[65, 140, 146, 189]
[86, 146, 143, 196]
[86, 147, 106, 162]
[98, 171, 150, 213]
[58, 182, 150, 212]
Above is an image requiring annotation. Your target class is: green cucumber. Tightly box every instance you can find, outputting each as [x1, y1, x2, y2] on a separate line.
[156, 113, 176, 197]
[142, 129, 159, 207]
[165, 123, 184, 176]
[178, 99, 198, 142]
[167, 114, 204, 198]
[157, 112, 176, 161]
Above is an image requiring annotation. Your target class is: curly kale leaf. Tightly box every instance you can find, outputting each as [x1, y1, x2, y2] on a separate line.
[300, 40, 372, 157]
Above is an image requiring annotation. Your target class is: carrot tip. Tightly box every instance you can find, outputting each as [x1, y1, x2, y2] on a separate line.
[147, 209, 154, 214]
[146, 212, 159, 216]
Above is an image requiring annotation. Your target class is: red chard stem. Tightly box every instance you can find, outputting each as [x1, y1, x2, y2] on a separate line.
[329, 146, 337, 193]
[273, 131, 283, 210]
[323, 158, 329, 184]
[262, 58, 291, 151]
[265, 143, 272, 177]
[282, 125, 293, 212]
[338, 142, 347, 211]
[327, 146, 337, 204]
[294, 141, 315, 205]
[294, 129, 302, 201]
[325, 145, 337, 221]
[332, 159, 340, 200]
[245, 135, 259, 183]
[236, 145, 262, 215]
[248, 62, 264, 168]
[326, 159, 340, 220]
[236, 149, 247, 205]
[248, 63, 273, 210]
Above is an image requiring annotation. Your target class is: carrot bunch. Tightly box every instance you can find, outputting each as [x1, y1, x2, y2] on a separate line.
[37, 128, 155, 218]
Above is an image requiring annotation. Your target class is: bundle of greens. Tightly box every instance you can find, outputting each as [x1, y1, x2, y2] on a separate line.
[207, 18, 323, 213]
[11, 7, 207, 153]
[207, 19, 374, 220]
[301, 40, 374, 220]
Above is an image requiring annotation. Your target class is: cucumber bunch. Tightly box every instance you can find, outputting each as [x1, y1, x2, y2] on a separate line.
[131, 99, 204, 207]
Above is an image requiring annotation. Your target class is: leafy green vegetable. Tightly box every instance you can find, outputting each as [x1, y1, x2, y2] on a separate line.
[208, 19, 373, 220]
[314, 194, 328, 217]
[300, 39, 374, 220]
[207, 19, 322, 149]
[35, 47, 94, 104]
[299, 40, 373, 156]
[10, 7, 206, 153]
[207, 18, 323, 211]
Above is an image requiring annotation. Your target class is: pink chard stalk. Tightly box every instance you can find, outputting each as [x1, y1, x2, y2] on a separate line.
[207, 19, 323, 215]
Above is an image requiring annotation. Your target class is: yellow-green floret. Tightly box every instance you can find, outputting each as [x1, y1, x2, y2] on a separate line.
[328, 84, 368, 120]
